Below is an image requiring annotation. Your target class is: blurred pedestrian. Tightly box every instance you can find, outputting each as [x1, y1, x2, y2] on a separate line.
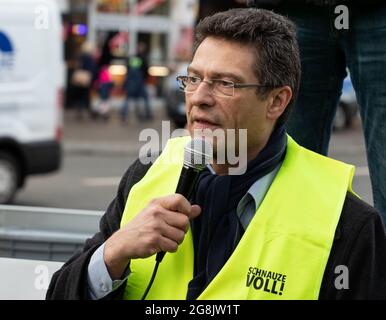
[249, 0, 386, 222]
[94, 64, 113, 120]
[71, 41, 97, 120]
[120, 43, 153, 122]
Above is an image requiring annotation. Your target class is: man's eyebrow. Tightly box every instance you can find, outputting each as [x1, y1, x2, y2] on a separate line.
[187, 65, 199, 74]
[187, 66, 245, 83]
[211, 71, 245, 83]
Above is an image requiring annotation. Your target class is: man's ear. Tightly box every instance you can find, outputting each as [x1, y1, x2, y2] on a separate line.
[266, 86, 292, 121]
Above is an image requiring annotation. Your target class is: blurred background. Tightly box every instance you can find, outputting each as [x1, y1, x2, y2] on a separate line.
[0, 0, 372, 274]
[0, 0, 368, 212]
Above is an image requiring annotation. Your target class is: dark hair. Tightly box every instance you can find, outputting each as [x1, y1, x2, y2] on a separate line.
[194, 8, 301, 125]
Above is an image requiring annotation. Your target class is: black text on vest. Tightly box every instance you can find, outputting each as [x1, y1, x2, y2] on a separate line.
[246, 267, 287, 296]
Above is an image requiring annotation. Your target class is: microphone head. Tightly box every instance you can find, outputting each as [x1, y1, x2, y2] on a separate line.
[183, 138, 213, 170]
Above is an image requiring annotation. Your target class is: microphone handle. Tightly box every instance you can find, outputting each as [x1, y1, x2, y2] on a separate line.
[175, 165, 201, 199]
[156, 165, 201, 262]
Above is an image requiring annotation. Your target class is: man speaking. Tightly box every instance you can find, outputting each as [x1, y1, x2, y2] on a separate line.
[47, 8, 386, 300]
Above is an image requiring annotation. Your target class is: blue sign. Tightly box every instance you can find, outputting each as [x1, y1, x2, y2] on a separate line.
[0, 31, 14, 69]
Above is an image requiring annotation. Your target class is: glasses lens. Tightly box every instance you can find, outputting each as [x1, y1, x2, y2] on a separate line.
[212, 79, 234, 97]
[185, 76, 201, 92]
[176, 77, 234, 97]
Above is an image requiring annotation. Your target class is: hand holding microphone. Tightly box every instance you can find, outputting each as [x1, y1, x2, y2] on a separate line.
[103, 138, 212, 279]
[156, 138, 213, 262]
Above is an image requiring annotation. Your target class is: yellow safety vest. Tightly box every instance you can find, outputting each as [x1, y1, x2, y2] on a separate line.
[120, 135, 355, 300]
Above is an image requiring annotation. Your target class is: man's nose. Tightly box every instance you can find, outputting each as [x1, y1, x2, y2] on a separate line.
[188, 81, 216, 108]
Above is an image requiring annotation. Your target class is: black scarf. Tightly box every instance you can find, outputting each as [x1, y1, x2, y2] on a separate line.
[186, 125, 287, 300]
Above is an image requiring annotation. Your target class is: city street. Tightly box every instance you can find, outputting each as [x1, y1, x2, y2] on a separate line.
[14, 109, 372, 211]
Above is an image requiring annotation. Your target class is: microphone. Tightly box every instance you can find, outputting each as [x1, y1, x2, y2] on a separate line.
[156, 138, 213, 263]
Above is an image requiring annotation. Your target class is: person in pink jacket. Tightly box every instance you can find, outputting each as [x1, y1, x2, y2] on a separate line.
[95, 65, 113, 119]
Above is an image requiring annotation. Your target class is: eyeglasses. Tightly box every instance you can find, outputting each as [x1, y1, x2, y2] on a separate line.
[176, 75, 271, 97]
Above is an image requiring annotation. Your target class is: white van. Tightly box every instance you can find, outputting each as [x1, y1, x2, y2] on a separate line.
[0, 0, 64, 203]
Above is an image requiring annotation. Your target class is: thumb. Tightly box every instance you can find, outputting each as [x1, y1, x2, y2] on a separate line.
[190, 204, 201, 219]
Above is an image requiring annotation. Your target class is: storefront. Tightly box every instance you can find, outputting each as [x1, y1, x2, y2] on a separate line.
[63, 0, 197, 107]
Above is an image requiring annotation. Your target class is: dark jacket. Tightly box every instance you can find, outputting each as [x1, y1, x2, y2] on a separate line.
[46, 158, 386, 300]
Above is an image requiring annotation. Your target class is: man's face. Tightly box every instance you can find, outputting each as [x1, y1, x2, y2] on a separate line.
[186, 36, 273, 162]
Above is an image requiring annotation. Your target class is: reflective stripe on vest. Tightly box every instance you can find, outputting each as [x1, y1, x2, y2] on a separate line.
[120, 135, 355, 300]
